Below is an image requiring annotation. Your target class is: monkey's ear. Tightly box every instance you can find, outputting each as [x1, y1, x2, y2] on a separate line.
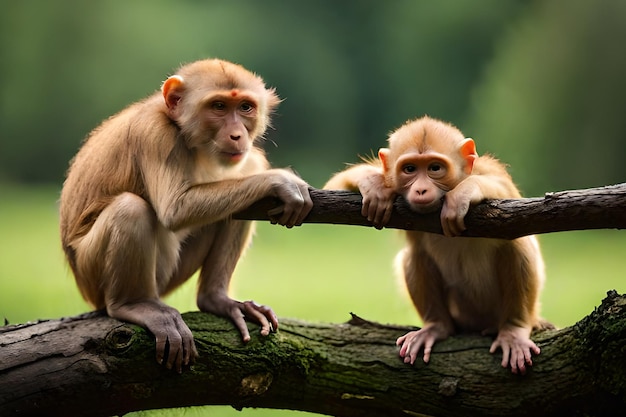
[460, 138, 478, 174]
[378, 148, 391, 173]
[161, 75, 185, 112]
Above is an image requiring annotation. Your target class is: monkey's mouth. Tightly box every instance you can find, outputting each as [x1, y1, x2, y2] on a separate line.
[220, 151, 246, 164]
[409, 199, 443, 214]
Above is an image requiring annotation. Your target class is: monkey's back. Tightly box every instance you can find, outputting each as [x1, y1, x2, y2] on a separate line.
[59, 94, 171, 253]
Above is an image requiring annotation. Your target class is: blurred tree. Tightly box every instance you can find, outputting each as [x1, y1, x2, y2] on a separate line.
[256, 0, 528, 185]
[0, 0, 525, 186]
[467, 0, 626, 196]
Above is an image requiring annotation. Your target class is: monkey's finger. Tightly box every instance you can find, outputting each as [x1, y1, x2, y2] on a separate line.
[242, 301, 272, 336]
[408, 344, 421, 365]
[184, 339, 198, 367]
[516, 354, 527, 375]
[296, 185, 314, 225]
[272, 182, 311, 227]
[500, 346, 511, 369]
[253, 302, 280, 332]
[455, 217, 467, 235]
[175, 321, 197, 366]
[276, 201, 300, 228]
[398, 340, 408, 357]
[523, 347, 533, 367]
[230, 307, 252, 342]
[372, 204, 387, 228]
[294, 189, 314, 226]
[445, 216, 464, 237]
[511, 346, 527, 374]
[530, 343, 541, 356]
[440, 209, 455, 237]
[490, 339, 512, 369]
[381, 203, 393, 227]
[441, 219, 453, 237]
[154, 331, 168, 366]
[422, 337, 437, 363]
[267, 205, 284, 224]
[164, 333, 184, 373]
[365, 201, 380, 226]
[361, 197, 371, 219]
[269, 204, 298, 228]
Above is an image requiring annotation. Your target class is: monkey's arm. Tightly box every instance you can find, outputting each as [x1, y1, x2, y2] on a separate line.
[442, 156, 521, 236]
[150, 168, 312, 231]
[324, 164, 395, 228]
[324, 164, 379, 191]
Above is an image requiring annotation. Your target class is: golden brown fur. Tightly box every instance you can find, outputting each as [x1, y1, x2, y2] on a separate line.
[60, 59, 312, 372]
[324, 116, 547, 374]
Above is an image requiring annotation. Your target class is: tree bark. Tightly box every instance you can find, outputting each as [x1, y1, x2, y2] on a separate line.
[234, 183, 626, 239]
[2, 183, 625, 416]
[1, 291, 626, 417]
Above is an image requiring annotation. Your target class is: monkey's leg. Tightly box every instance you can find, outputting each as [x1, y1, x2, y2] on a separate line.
[195, 220, 279, 342]
[396, 244, 455, 365]
[490, 238, 542, 375]
[73, 192, 195, 372]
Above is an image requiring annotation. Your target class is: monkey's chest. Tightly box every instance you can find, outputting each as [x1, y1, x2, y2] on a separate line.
[424, 236, 503, 322]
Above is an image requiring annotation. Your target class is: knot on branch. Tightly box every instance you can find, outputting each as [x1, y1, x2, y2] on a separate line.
[438, 377, 460, 397]
[105, 325, 136, 353]
[238, 372, 273, 397]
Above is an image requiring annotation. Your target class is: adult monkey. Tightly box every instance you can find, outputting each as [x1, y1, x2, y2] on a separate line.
[60, 59, 313, 372]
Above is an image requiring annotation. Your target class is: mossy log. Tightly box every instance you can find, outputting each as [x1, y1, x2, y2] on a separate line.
[2, 183, 625, 416]
[2, 291, 626, 417]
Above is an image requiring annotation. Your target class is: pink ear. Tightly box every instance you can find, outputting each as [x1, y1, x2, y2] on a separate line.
[161, 75, 184, 110]
[460, 138, 477, 174]
[378, 148, 391, 173]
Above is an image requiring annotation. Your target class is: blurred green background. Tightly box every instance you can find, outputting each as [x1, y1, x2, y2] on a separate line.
[1, 1, 625, 416]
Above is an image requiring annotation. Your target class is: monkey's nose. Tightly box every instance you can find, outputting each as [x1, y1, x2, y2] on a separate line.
[230, 135, 241, 141]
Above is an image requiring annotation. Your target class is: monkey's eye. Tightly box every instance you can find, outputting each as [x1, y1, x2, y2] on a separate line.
[428, 163, 447, 178]
[239, 102, 255, 113]
[211, 101, 227, 111]
[402, 164, 416, 174]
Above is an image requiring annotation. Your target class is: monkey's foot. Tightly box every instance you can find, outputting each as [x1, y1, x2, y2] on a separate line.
[396, 323, 451, 365]
[489, 325, 540, 375]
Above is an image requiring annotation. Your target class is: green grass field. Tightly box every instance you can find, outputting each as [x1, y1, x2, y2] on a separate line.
[1, 184, 625, 416]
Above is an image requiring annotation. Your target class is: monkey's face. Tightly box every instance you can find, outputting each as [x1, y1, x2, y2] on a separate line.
[198, 91, 260, 166]
[392, 151, 460, 213]
[161, 60, 280, 167]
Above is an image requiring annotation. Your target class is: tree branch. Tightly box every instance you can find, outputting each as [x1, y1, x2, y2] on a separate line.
[2, 291, 626, 416]
[234, 183, 626, 239]
[3, 184, 625, 416]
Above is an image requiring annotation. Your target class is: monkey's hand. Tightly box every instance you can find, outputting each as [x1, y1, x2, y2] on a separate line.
[441, 181, 483, 236]
[107, 300, 198, 373]
[489, 325, 540, 375]
[266, 169, 313, 228]
[198, 293, 279, 343]
[357, 174, 395, 229]
[396, 323, 451, 365]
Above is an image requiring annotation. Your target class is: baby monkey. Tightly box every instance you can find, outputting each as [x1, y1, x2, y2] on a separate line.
[325, 116, 548, 374]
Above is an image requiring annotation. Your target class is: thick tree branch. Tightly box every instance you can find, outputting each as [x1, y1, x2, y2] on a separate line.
[2, 184, 624, 416]
[2, 292, 626, 416]
[234, 183, 626, 239]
